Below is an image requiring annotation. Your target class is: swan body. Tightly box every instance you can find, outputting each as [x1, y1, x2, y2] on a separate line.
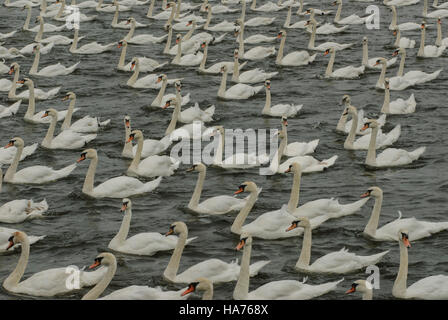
[276, 30, 316, 66]
[0, 198, 48, 224]
[179, 103, 215, 123]
[124, 18, 168, 44]
[150, 76, 191, 109]
[234, 19, 276, 60]
[262, 80, 302, 117]
[20, 42, 54, 55]
[251, 0, 283, 11]
[334, 0, 375, 25]
[70, 29, 114, 54]
[218, 65, 263, 100]
[307, 18, 353, 51]
[0, 228, 44, 254]
[324, 47, 365, 79]
[423, 0, 448, 17]
[30, 45, 79, 77]
[0, 100, 21, 119]
[127, 58, 182, 88]
[0, 143, 37, 165]
[436, 18, 448, 46]
[198, 42, 245, 74]
[171, 35, 203, 66]
[118, 42, 167, 72]
[281, 118, 319, 156]
[362, 37, 397, 69]
[418, 22, 446, 57]
[243, 34, 277, 43]
[381, 78, 416, 114]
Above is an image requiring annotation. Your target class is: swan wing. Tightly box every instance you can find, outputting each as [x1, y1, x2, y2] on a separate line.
[101, 285, 186, 300]
[406, 275, 448, 299]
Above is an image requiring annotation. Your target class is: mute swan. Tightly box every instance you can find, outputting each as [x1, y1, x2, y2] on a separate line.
[175, 83, 213, 123]
[108, 199, 196, 256]
[71, 0, 99, 8]
[235, 19, 276, 60]
[283, 5, 310, 28]
[150, 2, 187, 21]
[423, 0, 448, 17]
[418, 22, 446, 57]
[250, 0, 283, 11]
[29, 45, 79, 77]
[151, 76, 190, 108]
[0, 31, 16, 40]
[60, 92, 110, 133]
[233, 49, 277, 83]
[124, 18, 168, 44]
[287, 218, 389, 274]
[96, 0, 130, 12]
[0, 100, 22, 119]
[381, 78, 416, 114]
[22, 5, 64, 32]
[324, 48, 365, 79]
[182, 20, 227, 45]
[392, 230, 448, 299]
[362, 187, 448, 241]
[0, 48, 24, 59]
[218, 65, 263, 100]
[200, 0, 238, 13]
[0, 142, 37, 165]
[345, 280, 373, 300]
[333, 0, 375, 25]
[69, 28, 115, 54]
[303, 7, 332, 16]
[198, 41, 245, 74]
[362, 37, 397, 69]
[77, 149, 162, 198]
[19, 42, 54, 56]
[0, 227, 44, 254]
[53, 0, 98, 22]
[234, 26, 277, 44]
[173, 18, 204, 31]
[262, 80, 302, 117]
[433, 0, 448, 8]
[393, 28, 416, 48]
[181, 278, 213, 300]
[126, 130, 180, 178]
[127, 58, 182, 88]
[171, 35, 204, 66]
[33, 16, 80, 45]
[187, 163, 261, 215]
[117, 41, 167, 72]
[3, 137, 77, 184]
[3, 231, 107, 297]
[122, 116, 172, 158]
[240, 0, 276, 27]
[233, 233, 343, 300]
[112, 3, 147, 28]
[281, 117, 319, 156]
[389, 5, 421, 31]
[374, 58, 417, 91]
[202, 5, 238, 31]
[307, 18, 353, 51]
[164, 221, 270, 283]
[343, 105, 401, 150]
[82, 253, 186, 300]
[276, 30, 316, 66]
[436, 18, 448, 46]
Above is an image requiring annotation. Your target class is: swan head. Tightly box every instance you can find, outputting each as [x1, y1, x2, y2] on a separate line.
[163, 98, 178, 109]
[88, 252, 116, 270]
[234, 27, 240, 37]
[362, 36, 368, 44]
[211, 125, 224, 136]
[186, 19, 196, 27]
[361, 186, 382, 199]
[166, 1, 175, 9]
[331, 0, 341, 5]
[361, 119, 379, 132]
[77, 148, 97, 162]
[125, 17, 135, 25]
[165, 221, 188, 237]
[346, 280, 373, 295]
[234, 49, 239, 59]
[121, 198, 132, 212]
[236, 232, 253, 250]
[286, 217, 310, 231]
[182, 278, 213, 297]
[124, 115, 131, 128]
[128, 130, 143, 143]
[438, 18, 442, 25]
[117, 40, 127, 48]
[235, 19, 243, 27]
[234, 181, 258, 195]
[384, 78, 390, 89]
[264, 79, 271, 90]
[41, 108, 58, 119]
[373, 58, 387, 66]
[186, 163, 206, 173]
[277, 30, 286, 39]
[285, 162, 302, 174]
[16, 77, 32, 86]
[164, 23, 172, 31]
[130, 57, 139, 70]
[323, 47, 335, 56]
[220, 65, 228, 73]
[35, 15, 43, 23]
[393, 47, 405, 57]
[174, 80, 182, 91]
[5, 231, 27, 250]
[281, 116, 287, 127]
[398, 229, 411, 248]
[4, 137, 24, 149]
[8, 62, 19, 75]
[342, 105, 356, 116]
[62, 91, 76, 101]
[157, 74, 166, 83]
[420, 21, 426, 30]
[32, 44, 41, 54]
[175, 34, 182, 44]
[201, 41, 207, 49]
[341, 94, 351, 106]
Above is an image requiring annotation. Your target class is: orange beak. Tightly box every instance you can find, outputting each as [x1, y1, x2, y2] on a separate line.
[16, 80, 25, 84]
[235, 239, 245, 251]
[162, 101, 171, 109]
[118, 43, 123, 48]
[234, 187, 244, 194]
[61, 95, 69, 101]
[284, 167, 291, 173]
[4, 142, 13, 149]
[157, 77, 162, 83]
[346, 287, 356, 294]
[201, 42, 206, 48]
[186, 21, 192, 26]
[360, 192, 370, 198]
[8, 68, 14, 75]
[6, 240, 14, 250]
[276, 33, 282, 39]
[121, 204, 127, 212]
[361, 123, 369, 131]
[403, 237, 411, 248]
[127, 136, 134, 143]
[165, 229, 174, 236]
[89, 261, 100, 270]
[420, 24, 424, 29]
[393, 30, 397, 36]
[285, 222, 297, 232]
[181, 285, 195, 296]
[41, 113, 48, 118]
[324, 50, 329, 56]
[77, 154, 86, 163]
[125, 119, 130, 128]
[374, 61, 380, 66]
[130, 63, 135, 71]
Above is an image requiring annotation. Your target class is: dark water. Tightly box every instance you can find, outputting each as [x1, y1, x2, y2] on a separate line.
[0, 0, 447, 300]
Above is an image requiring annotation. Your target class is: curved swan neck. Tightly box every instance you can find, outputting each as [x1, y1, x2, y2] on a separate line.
[9, 65, 20, 99]
[30, 48, 40, 74]
[164, 26, 173, 54]
[276, 35, 286, 64]
[167, 3, 176, 26]
[173, 37, 182, 64]
[124, 20, 136, 41]
[394, 29, 401, 47]
[61, 96, 77, 130]
[4, 142, 23, 182]
[365, 125, 378, 166]
[213, 130, 224, 164]
[189, 170, 205, 209]
[82, 261, 117, 300]
[111, 208, 132, 246]
[118, 43, 127, 68]
[147, 0, 156, 17]
[335, 1, 342, 22]
[284, 6, 291, 27]
[362, 41, 368, 65]
[128, 60, 140, 85]
[164, 230, 188, 281]
[23, 6, 31, 30]
[262, 87, 271, 114]
[184, 21, 195, 40]
[377, 62, 387, 88]
[436, 21, 442, 46]
[364, 194, 382, 237]
[344, 111, 358, 148]
[154, 77, 168, 105]
[296, 225, 311, 268]
[287, 167, 301, 212]
[232, 54, 240, 81]
[233, 239, 252, 300]
[231, 190, 257, 234]
[325, 50, 336, 77]
[199, 43, 208, 70]
[35, 18, 44, 42]
[390, 6, 397, 29]
[3, 236, 30, 289]
[70, 28, 79, 52]
[238, 23, 245, 55]
[42, 114, 58, 147]
[218, 69, 228, 97]
[393, 239, 408, 298]
[240, 0, 246, 22]
[308, 21, 316, 48]
[418, 25, 426, 56]
[129, 135, 143, 169]
[382, 85, 390, 113]
[165, 101, 180, 135]
[83, 154, 98, 194]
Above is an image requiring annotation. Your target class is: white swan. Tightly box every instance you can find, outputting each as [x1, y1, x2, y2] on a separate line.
[3, 137, 77, 184]
[235, 19, 276, 60]
[333, 0, 375, 25]
[362, 36, 397, 69]
[281, 117, 319, 156]
[392, 28, 416, 49]
[124, 17, 168, 44]
[276, 29, 316, 66]
[0, 59, 9, 73]
[362, 187, 448, 241]
[307, 18, 353, 51]
[181, 19, 227, 45]
[240, 0, 276, 27]
[69, 28, 115, 54]
[0, 100, 21, 119]
[389, 5, 421, 31]
[19, 41, 54, 56]
[0, 31, 16, 40]
[374, 58, 417, 91]
[164, 221, 270, 283]
[198, 42, 245, 74]
[381, 78, 416, 114]
[218, 65, 263, 100]
[233, 49, 277, 83]
[112, 3, 147, 29]
[436, 18, 448, 46]
[29, 45, 79, 77]
[187, 163, 261, 215]
[200, 0, 238, 13]
[22, 5, 65, 32]
[433, 0, 448, 8]
[127, 58, 182, 88]
[202, 4, 238, 31]
[345, 280, 373, 300]
[417, 21, 446, 57]
[33, 16, 80, 45]
[96, 0, 130, 12]
[423, 0, 448, 17]
[0, 227, 44, 254]
[171, 35, 204, 66]
[392, 230, 448, 299]
[234, 26, 277, 44]
[126, 130, 180, 178]
[175, 82, 213, 123]
[3, 231, 107, 297]
[286, 217, 389, 273]
[0, 141, 37, 165]
[0, 48, 24, 59]
[324, 47, 365, 79]
[5, 0, 39, 7]
[82, 252, 187, 300]
[250, 0, 283, 11]
[117, 41, 167, 72]
[262, 80, 302, 117]
[150, 76, 190, 108]
[108, 199, 196, 256]
[362, 119, 426, 167]
[233, 233, 343, 300]
[283, 5, 309, 29]
[181, 278, 214, 300]
[77, 148, 162, 198]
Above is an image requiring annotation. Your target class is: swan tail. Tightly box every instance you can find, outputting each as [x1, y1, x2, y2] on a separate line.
[308, 139, 319, 153]
[388, 124, 401, 144]
[153, 62, 168, 71]
[46, 86, 61, 98]
[182, 92, 191, 105]
[253, 85, 264, 94]
[320, 155, 338, 168]
[56, 163, 77, 178]
[82, 133, 98, 144]
[308, 53, 317, 64]
[248, 260, 271, 276]
[337, 197, 370, 217]
[159, 135, 173, 149]
[204, 104, 215, 116]
[99, 118, 111, 128]
[238, 61, 248, 70]
[214, 33, 227, 43]
[360, 250, 390, 266]
[8, 100, 21, 115]
[143, 176, 162, 192]
[409, 146, 426, 160]
[377, 113, 387, 127]
[407, 94, 417, 112]
[68, 61, 81, 73]
[35, 198, 49, 213]
[23, 142, 38, 157]
[28, 234, 46, 245]
[185, 236, 198, 245]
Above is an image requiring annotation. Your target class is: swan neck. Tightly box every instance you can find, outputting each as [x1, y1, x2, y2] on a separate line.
[154, 78, 168, 105]
[390, 6, 397, 29]
[382, 86, 390, 113]
[397, 51, 405, 77]
[364, 194, 382, 237]
[230, 189, 257, 234]
[189, 170, 205, 209]
[175, 0, 181, 19]
[284, 6, 291, 27]
[3, 236, 30, 289]
[112, 6, 118, 25]
[164, 26, 173, 53]
[296, 225, 312, 268]
[70, 28, 79, 51]
[218, 69, 228, 97]
[362, 41, 368, 65]
[118, 43, 127, 68]
[125, 20, 136, 41]
[276, 35, 286, 64]
[335, 1, 342, 21]
[202, 286, 213, 300]
[165, 101, 180, 135]
[365, 125, 378, 166]
[232, 55, 239, 81]
[233, 239, 251, 300]
[363, 289, 373, 300]
[83, 154, 98, 194]
[112, 208, 132, 246]
[287, 167, 301, 212]
[30, 48, 40, 74]
[377, 62, 387, 88]
[167, 3, 176, 25]
[173, 37, 182, 63]
[164, 230, 188, 281]
[308, 21, 316, 48]
[61, 97, 76, 130]
[262, 87, 271, 114]
[238, 23, 245, 55]
[123, 122, 132, 156]
[336, 110, 347, 131]
[199, 43, 207, 69]
[344, 112, 358, 148]
[128, 60, 140, 85]
[82, 262, 117, 300]
[393, 239, 408, 298]
[184, 22, 195, 40]
[35, 19, 44, 42]
[250, 0, 256, 9]
[23, 6, 31, 30]
[9, 65, 20, 99]
[129, 135, 143, 169]
[147, 0, 156, 17]
[240, 0, 246, 22]
[42, 114, 58, 147]
[213, 131, 224, 164]
[325, 49, 336, 77]
[418, 26, 425, 56]
[394, 29, 401, 47]
[436, 21, 442, 46]
[4, 142, 23, 182]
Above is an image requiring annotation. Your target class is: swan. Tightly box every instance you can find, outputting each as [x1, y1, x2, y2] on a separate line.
[389, 5, 422, 31]
[181, 278, 213, 300]
[96, 0, 130, 12]
[174, 82, 213, 123]
[307, 18, 353, 51]
[362, 187, 448, 241]
[59, 92, 110, 133]
[0, 59, 9, 73]
[108, 199, 196, 256]
[82, 252, 186, 300]
[233, 49, 278, 83]
[374, 58, 417, 91]
[19, 41, 54, 56]
[150, 76, 190, 108]
[233, 233, 343, 300]
[250, 0, 283, 11]
[149, 1, 188, 21]
[423, 0, 448, 17]
[0, 31, 16, 40]
[0, 227, 44, 254]
[362, 119, 426, 168]
[200, 0, 238, 13]
[33, 16, 80, 45]
[235, 20, 276, 60]
[117, 41, 166, 72]
[0, 141, 37, 165]
[343, 105, 401, 150]
[345, 280, 373, 300]
[310, 22, 348, 34]
[283, 5, 309, 29]
[22, 5, 65, 32]
[173, 18, 204, 31]
[436, 18, 448, 46]
[126, 130, 180, 178]
[122, 116, 172, 158]
[0, 100, 22, 119]
[324, 47, 365, 79]
[77, 149, 162, 198]
[234, 26, 277, 44]
[218, 65, 263, 99]
[163, 221, 270, 283]
[240, 0, 276, 27]
[286, 217, 389, 274]
[0, 48, 24, 59]
[381, 78, 416, 114]
[171, 35, 204, 66]
[3, 137, 77, 184]
[112, 6, 148, 29]
[302, 7, 332, 16]
[417, 21, 446, 57]
[433, 0, 448, 8]
[16, 78, 70, 123]
[182, 19, 227, 44]
[202, 4, 238, 31]
[29, 45, 79, 77]
[124, 18, 168, 44]
[362, 36, 397, 69]
[262, 80, 302, 117]
[70, 0, 99, 8]
[186, 163, 261, 215]
[211, 127, 269, 169]
[392, 230, 448, 299]
[392, 28, 416, 49]
[280, 117, 319, 156]
[127, 58, 182, 89]
[69, 28, 115, 54]
[3, 231, 107, 297]
[5, 0, 39, 7]
[198, 41, 245, 74]
[333, 0, 375, 25]
[276, 29, 316, 66]
[52, 0, 98, 22]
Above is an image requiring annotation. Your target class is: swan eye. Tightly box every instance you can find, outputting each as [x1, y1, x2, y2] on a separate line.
[8, 236, 14, 242]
